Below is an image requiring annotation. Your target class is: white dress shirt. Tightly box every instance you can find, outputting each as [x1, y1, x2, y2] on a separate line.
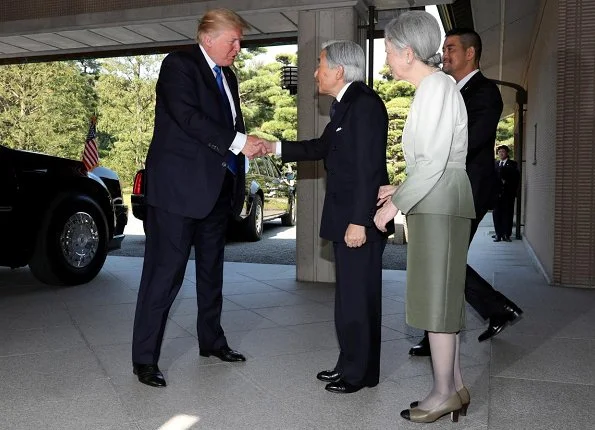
[199, 45, 246, 155]
[456, 69, 480, 90]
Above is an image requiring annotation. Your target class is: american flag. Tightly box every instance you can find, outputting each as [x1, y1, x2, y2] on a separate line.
[82, 116, 99, 171]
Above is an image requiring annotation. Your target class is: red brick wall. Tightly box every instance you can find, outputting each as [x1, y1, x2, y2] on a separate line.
[554, 0, 595, 287]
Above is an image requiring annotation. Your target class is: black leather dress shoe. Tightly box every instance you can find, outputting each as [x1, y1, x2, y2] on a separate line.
[317, 369, 342, 382]
[199, 346, 246, 362]
[133, 363, 166, 387]
[478, 300, 523, 342]
[409, 335, 431, 357]
[325, 379, 365, 394]
[504, 236, 512, 242]
[493, 237, 502, 242]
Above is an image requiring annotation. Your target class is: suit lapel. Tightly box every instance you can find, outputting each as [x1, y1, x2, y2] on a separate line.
[194, 45, 244, 133]
[193, 45, 220, 97]
[331, 82, 362, 126]
[460, 71, 485, 96]
[223, 67, 245, 133]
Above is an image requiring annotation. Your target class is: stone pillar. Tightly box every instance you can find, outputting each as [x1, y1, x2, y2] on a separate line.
[295, 6, 365, 282]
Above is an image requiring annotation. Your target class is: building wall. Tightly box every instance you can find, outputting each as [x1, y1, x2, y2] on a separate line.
[0, 1, 205, 21]
[553, 0, 595, 287]
[522, 0, 558, 282]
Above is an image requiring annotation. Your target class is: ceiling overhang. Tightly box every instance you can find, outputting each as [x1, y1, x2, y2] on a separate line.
[1, 0, 540, 116]
[0, 0, 451, 64]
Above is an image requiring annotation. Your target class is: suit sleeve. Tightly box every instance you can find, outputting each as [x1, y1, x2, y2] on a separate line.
[157, 53, 236, 155]
[504, 160, 520, 193]
[350, 96, 389, 226]
[466, 83, 503, 163]
[281, 134, 330, 163]
[392, 77, 459, 214]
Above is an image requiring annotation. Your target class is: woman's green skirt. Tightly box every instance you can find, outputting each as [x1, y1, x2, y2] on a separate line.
[405, 213, 471, 333]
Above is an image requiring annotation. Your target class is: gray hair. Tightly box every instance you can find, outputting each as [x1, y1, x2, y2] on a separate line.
[321, 40, 366, 83]
[384, 11, 442, 67]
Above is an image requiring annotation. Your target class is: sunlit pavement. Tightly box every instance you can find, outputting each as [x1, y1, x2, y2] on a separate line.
[1, 217, 594, 429]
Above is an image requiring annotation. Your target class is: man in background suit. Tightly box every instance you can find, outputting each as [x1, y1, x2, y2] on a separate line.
[493, 144, 519, 242]
[132, 8, 266, 387]
[409, 28, 523, 355]
[264, 40, 394, 394]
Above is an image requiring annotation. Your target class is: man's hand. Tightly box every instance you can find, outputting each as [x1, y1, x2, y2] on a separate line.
[374, 200, 398, 232]
[242, 135, 269, 159]
[243, 136, 278, 159]
[261, 139, 277, 155]
[377, 184, 399, 206]
[344, 224, 366, 248]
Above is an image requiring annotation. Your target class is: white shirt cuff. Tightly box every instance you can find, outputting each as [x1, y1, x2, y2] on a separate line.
[275, 141, 282, 157]
[229, 132, 247, 154]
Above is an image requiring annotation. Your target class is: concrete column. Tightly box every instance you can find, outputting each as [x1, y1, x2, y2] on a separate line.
[295, 6, 365, 282]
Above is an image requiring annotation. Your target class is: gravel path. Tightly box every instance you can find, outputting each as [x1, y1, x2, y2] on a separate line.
[112, 217, 407, 270]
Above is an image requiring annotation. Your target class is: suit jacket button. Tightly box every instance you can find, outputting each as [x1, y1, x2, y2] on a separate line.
[222, 162, 227, 168]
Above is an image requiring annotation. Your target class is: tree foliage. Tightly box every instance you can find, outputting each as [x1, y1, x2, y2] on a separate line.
[94, 55, 162, 183]
[0, 49, 516, 189]
[0, 62, 95, 159]
[496, 115, 515, 157]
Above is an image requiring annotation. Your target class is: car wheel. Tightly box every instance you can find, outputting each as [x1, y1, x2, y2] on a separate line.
[281, 194, 296, 226]
[245, 194, 264, 241]
[29, 195, 109, 286]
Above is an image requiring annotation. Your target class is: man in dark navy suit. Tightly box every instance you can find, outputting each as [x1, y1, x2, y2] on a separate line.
[409, 28, 523, 357]
[264, 41, 393, 394]
[493, 144, 519, 242]
[132, 8, 266, 387]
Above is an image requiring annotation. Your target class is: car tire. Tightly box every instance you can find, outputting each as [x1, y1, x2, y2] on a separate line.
[245, 194, 264, 242]
[281, 194, 296, 226]
[29, 195, 109, 286]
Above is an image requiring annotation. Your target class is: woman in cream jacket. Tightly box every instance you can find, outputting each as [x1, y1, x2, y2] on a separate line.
[374, 11, 475, 424]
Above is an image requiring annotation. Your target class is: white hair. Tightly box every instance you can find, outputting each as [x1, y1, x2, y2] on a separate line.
[322, 40, 366, 83]
[384, 11, 442, 67]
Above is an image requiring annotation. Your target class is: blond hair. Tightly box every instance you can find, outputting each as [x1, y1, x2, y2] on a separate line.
[196, 8, 250, 43]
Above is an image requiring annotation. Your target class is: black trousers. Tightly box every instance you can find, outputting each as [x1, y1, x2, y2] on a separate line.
[132, 172, 234, 364]
[492, 195, 515, 238]
[333, 240, 385, 386]
[464, 202, 509, 320]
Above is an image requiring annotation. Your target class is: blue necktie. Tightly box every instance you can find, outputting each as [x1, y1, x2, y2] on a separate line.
[213, 65, 237, 175]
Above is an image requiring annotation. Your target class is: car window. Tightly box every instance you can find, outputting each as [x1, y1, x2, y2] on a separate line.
[249, 159, 259, 174]
[264, 158, 280, 177]
[254, 158, 268, 177]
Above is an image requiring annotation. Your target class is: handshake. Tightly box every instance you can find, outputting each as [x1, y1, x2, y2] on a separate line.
[241, 135, 277, 160]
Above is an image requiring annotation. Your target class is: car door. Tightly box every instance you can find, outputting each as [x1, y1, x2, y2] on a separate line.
[241, 158, 260, 219]
[252, 157, 274, 218]
[261, 157, 288, 218]
[0, 146, 18, 260]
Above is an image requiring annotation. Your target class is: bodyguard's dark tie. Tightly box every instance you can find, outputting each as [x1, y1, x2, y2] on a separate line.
[213, 65, 238, 175]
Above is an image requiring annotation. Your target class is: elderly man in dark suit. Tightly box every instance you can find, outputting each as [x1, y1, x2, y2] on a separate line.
[132, 8, 266, 387]
[493, 144, 520, 242]
[409, 28, 524, 357]
[264, 40, 393, 394]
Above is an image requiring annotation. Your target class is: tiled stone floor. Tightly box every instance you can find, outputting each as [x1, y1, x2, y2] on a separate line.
[1, 218, 593, 429]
